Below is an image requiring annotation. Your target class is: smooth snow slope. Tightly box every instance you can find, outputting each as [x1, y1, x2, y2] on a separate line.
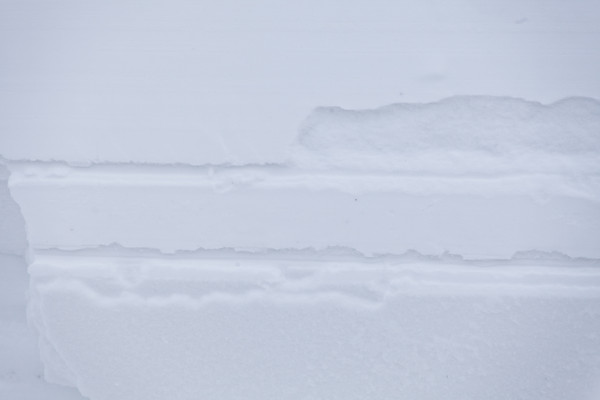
[1, 0, 600, 165]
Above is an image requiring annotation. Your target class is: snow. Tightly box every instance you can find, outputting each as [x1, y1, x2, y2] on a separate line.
[1, 1, 600, 399]
[26, 252, 600, 400]
[6, 91, 600, 399]
[8, 161, 600, 258]
[1, 167, 81, 398]
[5, 93, 600, 398]
[1, 1, 600, 166]
[0, 166, 27, 256]
[7, 96, 600, 258]
[292, 96, 600, 174]
[0, 254, 85, 400]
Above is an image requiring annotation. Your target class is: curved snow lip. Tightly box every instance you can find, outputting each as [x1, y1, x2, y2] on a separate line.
[291, 96, 600, 174]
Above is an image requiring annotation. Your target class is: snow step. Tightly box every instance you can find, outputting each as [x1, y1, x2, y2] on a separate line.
[28, 253, 600, 399]
[7, 162, 600, 259]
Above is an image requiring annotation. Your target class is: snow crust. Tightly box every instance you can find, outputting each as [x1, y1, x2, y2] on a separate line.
[292, 96, 600, 173]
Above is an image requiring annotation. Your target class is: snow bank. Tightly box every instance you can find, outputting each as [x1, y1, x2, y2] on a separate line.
[292, 96, 600, 174]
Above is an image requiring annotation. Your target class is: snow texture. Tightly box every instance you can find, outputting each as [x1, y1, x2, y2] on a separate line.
[7, 95, 600, 259]
[7, 166, 600, 258]
[5, 94, 600, 400]
[0, 254, 85, 400]
[2, 1, 600, 398]
[292, 96, 600, 174]
[2, 1, 600, 166]
[0, 165, 27, 256]
[27, 252, 600, 400]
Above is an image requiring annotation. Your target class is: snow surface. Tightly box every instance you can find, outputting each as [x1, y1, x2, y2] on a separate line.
[2, 1, 600, 165]
[8, 161, 600, 258]
[7, 95, 600, 258]
[7, 92, 600, 399]
[0, 166, 27, 256]
[292, 96, 600, 174]
[1, 167, 81, 398]
[0, 255, 85, 399]
[2, 1, 600, 399]
[5, 92, 600, 399]
[26, 252, 600, 400]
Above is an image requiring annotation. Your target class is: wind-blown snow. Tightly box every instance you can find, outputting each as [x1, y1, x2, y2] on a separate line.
[292, 96, 600, 173]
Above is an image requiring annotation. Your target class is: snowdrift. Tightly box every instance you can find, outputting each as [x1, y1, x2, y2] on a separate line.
[5, 96, 600, 400]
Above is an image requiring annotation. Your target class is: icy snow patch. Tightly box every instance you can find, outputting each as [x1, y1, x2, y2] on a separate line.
[291, 96, 600, 174]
